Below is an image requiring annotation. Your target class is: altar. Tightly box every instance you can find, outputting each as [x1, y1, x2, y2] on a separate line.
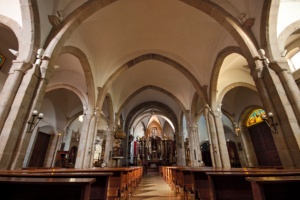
[147, 160, 162, 168]
[136, 133, 175, 166]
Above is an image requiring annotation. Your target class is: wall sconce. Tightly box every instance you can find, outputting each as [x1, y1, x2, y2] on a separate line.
[233, 122, 240, 136]
[262, 112, 278, 134]
[27, 110, 44, 133]
[258, 49, 270, 65]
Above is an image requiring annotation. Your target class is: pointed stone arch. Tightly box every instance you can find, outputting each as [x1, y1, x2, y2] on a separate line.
[217, 83, 257, 106]
[260, 0, 281, 60]
[210, 46, 244, 110]
[125, 101, 179, 134]
[100, 53, 208, 109]
[0, 15, 21, 44]
[59, 46, 96, 109]
[278, 20, 300, 53]
[40, 0, 263, 112]
[115, 85, 187, 122]
[46, 84, 87, 107]
[180, 0, 260, 67]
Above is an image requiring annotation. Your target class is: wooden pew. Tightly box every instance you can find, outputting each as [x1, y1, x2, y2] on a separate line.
[0, 171, 111, 200]
[0, 176, 95, 200]
[20, 166, 143, 200]
[246, 176, 300, 200]
[166, 167, 300, 200]
[206, 170, 300, 200]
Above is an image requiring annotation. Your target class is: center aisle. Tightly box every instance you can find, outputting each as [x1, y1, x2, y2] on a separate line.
[129, 172, 180, 200]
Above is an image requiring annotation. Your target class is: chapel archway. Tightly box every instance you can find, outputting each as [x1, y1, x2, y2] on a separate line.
[246, 109, 282, 167]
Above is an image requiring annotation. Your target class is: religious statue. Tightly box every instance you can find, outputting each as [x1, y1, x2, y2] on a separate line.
[146, 135, 152, 156]
[184, 138, 191, 166]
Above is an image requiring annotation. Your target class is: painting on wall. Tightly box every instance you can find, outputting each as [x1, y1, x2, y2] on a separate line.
[0, 54, 5, 68]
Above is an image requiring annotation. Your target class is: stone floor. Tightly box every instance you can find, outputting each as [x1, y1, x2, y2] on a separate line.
[129, 172, 182, 200]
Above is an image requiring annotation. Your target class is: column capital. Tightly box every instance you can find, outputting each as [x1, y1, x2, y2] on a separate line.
[10, 60, 32, 73]
[188, 123, 198, 131]
[39, 60, 54, 84]
[250, 65, 264, 79]
[268, 59, 290, 74]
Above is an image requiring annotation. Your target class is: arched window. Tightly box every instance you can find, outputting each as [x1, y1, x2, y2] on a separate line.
[246, 108, 266, 127]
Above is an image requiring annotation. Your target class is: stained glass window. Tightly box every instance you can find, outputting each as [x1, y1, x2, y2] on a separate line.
[246, 109, 266, 127]
[0, 54, 5, 67]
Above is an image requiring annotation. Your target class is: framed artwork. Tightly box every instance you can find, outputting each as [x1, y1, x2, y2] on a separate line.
[0, 54, 5, 67]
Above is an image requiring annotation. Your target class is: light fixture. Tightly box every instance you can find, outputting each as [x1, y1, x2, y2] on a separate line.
[262, 112, 278, 134]
[233, 122, 240, 136]
[27, 110, 44, 133]
[258, 48, 270, 65]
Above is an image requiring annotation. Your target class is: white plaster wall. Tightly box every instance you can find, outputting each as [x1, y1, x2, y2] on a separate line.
[278, 1, 300, 36]
[198, 115, 208, 142]
[0, 0, 22, 26]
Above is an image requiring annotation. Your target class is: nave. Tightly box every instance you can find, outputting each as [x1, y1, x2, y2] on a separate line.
[130, 173, 181, 200]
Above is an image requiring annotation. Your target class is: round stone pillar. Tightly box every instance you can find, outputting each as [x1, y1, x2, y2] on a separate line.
[187, 124, 202, 167]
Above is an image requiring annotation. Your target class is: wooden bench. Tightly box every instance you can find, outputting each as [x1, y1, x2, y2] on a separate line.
[162, 167, 300, 200]
[19, 166, 143, 200]
[0, 176, 95, 200]
[0, 171, 111, 200]
[246, 176, 300, 200]
[206, 170, 300, 200]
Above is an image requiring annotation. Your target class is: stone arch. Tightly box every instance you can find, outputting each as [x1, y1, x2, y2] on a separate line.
[46, 84, 87, 107]
[59, 46, 95, 109]
[217, 83, 257, 106]
[0, 15, 22, 45]
[100, 53, 208, 112]
[103, 93, 114, 127]
[115, 85, 187, 122]
[210, 46, 244, 109]
[18, 0, 40, 62]
[181, 0, 260, 67]
[238, 105, 264, 166]
[41, 0, 263, 111]
[43, 0, 260, 67]
[260, 0, 281, 60]
[190, 92, 200, 123]
[125, 101, 179, 135]
[278, 20, 300, 53]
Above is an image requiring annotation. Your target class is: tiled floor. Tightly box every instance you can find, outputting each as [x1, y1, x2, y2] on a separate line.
[129, 172, 180, 200]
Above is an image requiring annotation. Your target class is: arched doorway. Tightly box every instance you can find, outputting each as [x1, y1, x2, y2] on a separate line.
[246, 109, 282, 167]
[226, 140, 241, 168]
[28, 131, 51, 167]
[200, 141, 212, 167]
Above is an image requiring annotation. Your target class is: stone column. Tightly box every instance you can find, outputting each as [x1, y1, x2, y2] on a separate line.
[104, 127, 114, 167]
[75, 113, 93, 168]
[269, 60, 300, 125]
[0, 54, 51, 169]
[187, 124, 201, 167]
[89, 112, 100, 168]
[251, 61, 297, 168]
[204, 105, 221, 167]
[0, 60, 31, 132]
[82, 114, 97, 168]
[211, 108, 230, 168]
[10, 56, 54, 169]
[123, 128, 129, 166]
[175, 130, 185, 166]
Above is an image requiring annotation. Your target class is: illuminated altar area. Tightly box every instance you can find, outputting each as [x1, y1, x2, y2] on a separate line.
[133, 125, 176, 167]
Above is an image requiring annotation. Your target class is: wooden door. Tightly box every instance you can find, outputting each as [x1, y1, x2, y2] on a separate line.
[201, 141, 212, 167]
[28, 132, 51, 167]
[248, 122, 281, 167]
